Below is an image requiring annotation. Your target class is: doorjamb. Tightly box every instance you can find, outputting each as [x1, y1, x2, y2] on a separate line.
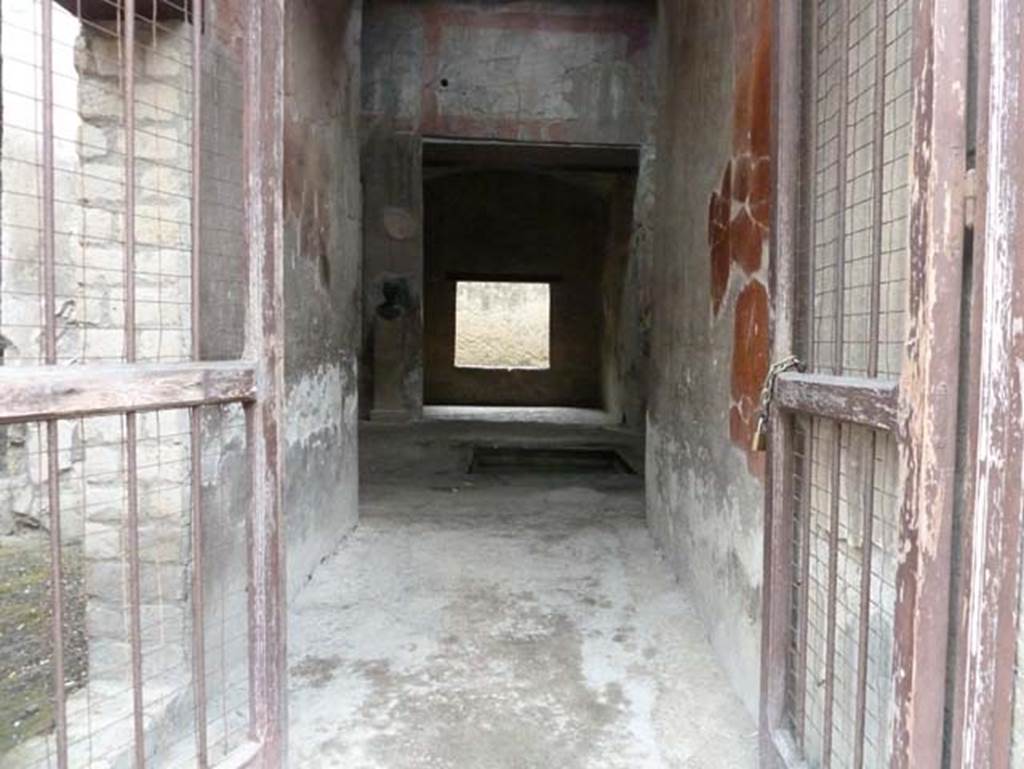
[948, 0, 1024, 765]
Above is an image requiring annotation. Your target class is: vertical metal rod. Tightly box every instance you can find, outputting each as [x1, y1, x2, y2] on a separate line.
[190, 0, 203, 356]
[823, 0, 854, 763]
[852, 4, 889, 766]
[866, 1, 889, 378]
[790, 0, 823, 745]
[122, 2, 145, 767]
[794, 0, 821, 747]
[41, 0, 56, 365]
[124, 3, 136, 364]
[243, 403, 258, 732]
[822, 424, 843, 769]
[832, 0, 851, 378]
[125, 413, 145, 769]
[853, 432, 878, 769]
[46, 421, 67, 769]
[795, 420, 813, 745]
[189, 407, 207, 767]
[41, 2, 68, 765]
[189, 0, 209, 764]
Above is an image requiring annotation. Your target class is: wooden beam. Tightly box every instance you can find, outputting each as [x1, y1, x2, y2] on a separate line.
[421, 137, 640, 172]
[242, 0, 287, 766]
[0, 362, 256, 424]
[444, 271, 565, 284]
[890, 0, 970, 766]
[774, 373, 899, 432]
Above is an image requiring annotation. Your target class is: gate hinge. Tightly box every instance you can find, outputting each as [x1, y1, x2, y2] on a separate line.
[964, 168, 978, 230]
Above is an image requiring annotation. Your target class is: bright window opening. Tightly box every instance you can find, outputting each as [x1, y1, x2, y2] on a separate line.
[454, 281, 550, 370]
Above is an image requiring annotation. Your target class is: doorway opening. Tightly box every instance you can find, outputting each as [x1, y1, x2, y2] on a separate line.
[420, 139, 643, 423]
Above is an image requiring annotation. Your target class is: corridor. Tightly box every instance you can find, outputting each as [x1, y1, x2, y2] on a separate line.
[287, 417, 756, 768]
[1, 0, 1018, 766]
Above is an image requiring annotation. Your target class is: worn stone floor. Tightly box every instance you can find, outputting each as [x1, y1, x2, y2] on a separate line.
[287, 418, 757, 768]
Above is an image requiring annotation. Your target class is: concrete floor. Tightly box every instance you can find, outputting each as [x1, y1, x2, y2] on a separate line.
[288, 420, 757, 768]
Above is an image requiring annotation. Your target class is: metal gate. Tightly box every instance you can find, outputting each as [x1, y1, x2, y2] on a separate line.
[0, 1, 285, 767]
[761, 0, 970, 767]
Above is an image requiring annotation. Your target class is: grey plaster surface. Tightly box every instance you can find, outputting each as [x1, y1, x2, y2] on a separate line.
[288, 421, 756, 768]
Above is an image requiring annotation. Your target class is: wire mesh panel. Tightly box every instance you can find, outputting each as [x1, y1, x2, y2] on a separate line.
[801, 0, 913, 380]
[195, 402, 251, 763]
[0, 405, 253, 768]
[875, 0, 912, 378]
[0, 1, 259, 767]
[786, 418, 901, 768]
[779, 0, 915, 766]
[0, 0, 247, 366]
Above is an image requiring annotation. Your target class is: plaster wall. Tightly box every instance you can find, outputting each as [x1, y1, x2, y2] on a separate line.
[647, 0, 772, 716]
[283, 0, 363, 599]
[601, 165, 650, 428]
[360, 0, 655, 420]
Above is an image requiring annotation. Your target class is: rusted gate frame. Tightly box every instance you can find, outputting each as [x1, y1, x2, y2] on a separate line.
[947, 0, 1024, 766]
[0, 0, 287, 767]
[760, 1, 969, 768]
[889, 1, 969, 768]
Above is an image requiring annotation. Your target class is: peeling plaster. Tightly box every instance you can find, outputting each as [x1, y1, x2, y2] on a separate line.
[285, 362, 356, 449]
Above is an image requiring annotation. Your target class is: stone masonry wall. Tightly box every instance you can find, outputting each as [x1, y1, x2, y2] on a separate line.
[74, 18, 194, 691]
[0, 7, 195, 694]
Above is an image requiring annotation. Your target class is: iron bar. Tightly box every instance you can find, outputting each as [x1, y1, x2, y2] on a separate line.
[832, 0, 851, 381]
[822, 0, 854, 762]
[45, 419, 67, 769]
[42, 0, 56, 366]
[189, 407, 207, 767]
[189, 0, 209, 763]
[123, 1, 146, 765]
[822, 424, 843, 769]
[41, 1, 69, 765]
[793, 0, 822, 748]
[125, 1, 136, 364]
[125, 412, 146, 769]
[795, 417, 812, 746]
[867, 0, 888, 381]
[852, 432, 878, 769]
[851, 3, 890, 766]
